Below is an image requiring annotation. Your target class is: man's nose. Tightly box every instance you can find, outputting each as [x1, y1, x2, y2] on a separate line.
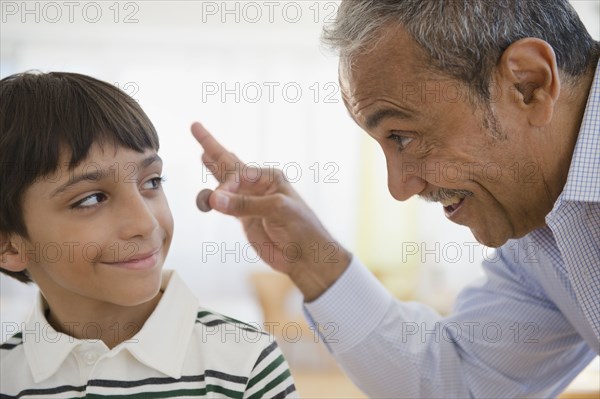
[387, 158, 426, 201]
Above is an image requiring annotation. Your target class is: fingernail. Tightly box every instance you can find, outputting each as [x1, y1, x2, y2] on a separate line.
[214, 191, 230, 209]
[245, 168, 260, 181]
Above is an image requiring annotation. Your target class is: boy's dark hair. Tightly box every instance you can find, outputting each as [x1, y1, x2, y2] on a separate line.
[0, 71, 160, 283]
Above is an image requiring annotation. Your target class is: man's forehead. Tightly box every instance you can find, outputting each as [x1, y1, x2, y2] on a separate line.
[338, 57, 389, 109]
[338, 61, 419, 124]
[337, 30, 431, 110]
[337, 59, 353, 102]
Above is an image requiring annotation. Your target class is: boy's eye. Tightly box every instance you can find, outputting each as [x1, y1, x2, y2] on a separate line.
[71, 193, 107, 209]
[69, 176, 164, 210]
[387, 132, 414, 152]
[142, 176, 165, 190]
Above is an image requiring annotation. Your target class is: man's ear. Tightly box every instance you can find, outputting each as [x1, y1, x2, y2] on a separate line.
[0, 232, 28, 272]
[496, 38, 560, 127]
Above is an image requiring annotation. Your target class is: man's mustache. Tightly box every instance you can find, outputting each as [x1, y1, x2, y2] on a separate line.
[421, 188, 473, 203]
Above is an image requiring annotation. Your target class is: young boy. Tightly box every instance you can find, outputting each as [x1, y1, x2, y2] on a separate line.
[0, 71, 297, 398]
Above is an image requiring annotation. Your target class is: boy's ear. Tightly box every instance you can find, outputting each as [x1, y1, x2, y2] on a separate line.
[0, 233, 28, 272]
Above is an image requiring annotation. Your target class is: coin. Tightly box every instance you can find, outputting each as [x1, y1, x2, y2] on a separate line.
[196, 189, 213, 212]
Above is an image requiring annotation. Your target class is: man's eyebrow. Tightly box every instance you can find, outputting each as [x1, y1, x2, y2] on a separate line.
[51, 154, 163, 197]
[366, 108, 413, 130]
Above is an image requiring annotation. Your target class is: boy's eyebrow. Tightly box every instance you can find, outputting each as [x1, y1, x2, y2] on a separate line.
[141, 154, 162, 169]
[51, 154, 163, 197]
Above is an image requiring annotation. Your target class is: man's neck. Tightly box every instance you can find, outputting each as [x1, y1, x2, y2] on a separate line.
[540, 64, 597, 203]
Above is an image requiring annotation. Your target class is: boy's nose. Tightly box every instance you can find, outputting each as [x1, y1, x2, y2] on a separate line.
[118, 193, 159, 240]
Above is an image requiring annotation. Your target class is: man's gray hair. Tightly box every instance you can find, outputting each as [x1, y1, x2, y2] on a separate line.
[323, 0, 599, 100]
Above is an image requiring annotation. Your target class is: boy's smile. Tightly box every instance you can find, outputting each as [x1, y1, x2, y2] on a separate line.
[101, 248, 162, 270]
[12, 142, 173, 341]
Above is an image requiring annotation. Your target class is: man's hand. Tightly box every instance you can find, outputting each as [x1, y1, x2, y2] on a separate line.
[191, 122, 351, 301]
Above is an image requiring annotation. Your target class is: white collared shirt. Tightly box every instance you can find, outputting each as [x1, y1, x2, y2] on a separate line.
[1, 270, 297, 398]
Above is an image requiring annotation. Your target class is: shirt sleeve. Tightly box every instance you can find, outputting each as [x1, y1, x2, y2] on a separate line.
[304, 253, 596, 398]
[243, 340, 298, 399]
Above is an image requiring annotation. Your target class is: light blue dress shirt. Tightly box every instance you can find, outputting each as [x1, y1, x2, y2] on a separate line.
[305, 61, 600, 398]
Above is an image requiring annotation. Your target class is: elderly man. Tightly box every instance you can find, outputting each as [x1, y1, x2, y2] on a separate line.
[192, 0, 600, 397]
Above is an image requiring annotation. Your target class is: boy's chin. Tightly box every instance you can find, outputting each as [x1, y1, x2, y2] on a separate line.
[109, 267, 165, 307]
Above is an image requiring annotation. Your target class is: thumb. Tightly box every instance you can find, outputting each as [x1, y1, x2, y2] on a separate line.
[210, 190, 289, 218]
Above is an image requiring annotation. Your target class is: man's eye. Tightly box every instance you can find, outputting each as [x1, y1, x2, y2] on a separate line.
[387, 133, 413, 151]
[142, 176, 165, 190]
[71, 193, 107, 210]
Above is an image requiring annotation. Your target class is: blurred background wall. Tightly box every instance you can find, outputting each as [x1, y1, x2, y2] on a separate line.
[1, 1, 599, 396]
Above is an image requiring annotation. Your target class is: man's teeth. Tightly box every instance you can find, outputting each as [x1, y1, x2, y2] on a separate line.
[440, 196, 463, 207]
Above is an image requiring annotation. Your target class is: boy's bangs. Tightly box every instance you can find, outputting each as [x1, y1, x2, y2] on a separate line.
[8, 72, 158, 175]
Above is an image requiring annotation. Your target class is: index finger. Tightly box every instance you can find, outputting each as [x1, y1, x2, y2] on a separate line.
[191, 121, 244, 182]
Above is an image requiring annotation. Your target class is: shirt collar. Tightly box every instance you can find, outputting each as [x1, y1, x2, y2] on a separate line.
[23, 293, 81, 383]
[560, 60, 600, 203]
[24, 269, 198, 383]
[121, 270, 198, 378]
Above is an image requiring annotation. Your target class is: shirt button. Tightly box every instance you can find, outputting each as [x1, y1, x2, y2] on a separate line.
[84, 352, 99, 365]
